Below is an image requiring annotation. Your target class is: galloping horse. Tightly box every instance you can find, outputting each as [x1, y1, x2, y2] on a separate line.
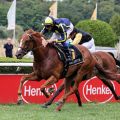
[16, 29, 120, 111]
[16, 29, 95, 104]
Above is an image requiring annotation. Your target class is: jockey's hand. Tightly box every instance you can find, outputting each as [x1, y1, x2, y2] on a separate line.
[41, 37, 48, 47]
[48, 39, 56, 43]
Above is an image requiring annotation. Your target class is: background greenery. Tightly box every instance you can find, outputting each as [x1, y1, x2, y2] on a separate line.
[0, 0, 120, 46]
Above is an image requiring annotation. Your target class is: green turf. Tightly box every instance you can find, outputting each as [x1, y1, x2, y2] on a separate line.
[0, 103, 120, 120]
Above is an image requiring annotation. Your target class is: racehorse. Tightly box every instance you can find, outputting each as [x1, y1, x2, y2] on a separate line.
[15, 29, 120, 111]
[41, 51, 120, 108]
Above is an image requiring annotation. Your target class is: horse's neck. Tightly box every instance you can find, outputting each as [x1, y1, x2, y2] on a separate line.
[33, 46, 49, 62]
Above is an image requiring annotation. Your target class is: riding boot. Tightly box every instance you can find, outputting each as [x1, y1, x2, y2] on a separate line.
[64, 48, 72, 63]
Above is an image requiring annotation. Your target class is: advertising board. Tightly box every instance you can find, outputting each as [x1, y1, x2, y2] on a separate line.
[0, 75, 120, 104]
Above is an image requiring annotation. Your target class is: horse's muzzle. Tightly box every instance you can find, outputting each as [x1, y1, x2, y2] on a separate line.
[15, 49, 26, 59]
[15, 52, 23, 59]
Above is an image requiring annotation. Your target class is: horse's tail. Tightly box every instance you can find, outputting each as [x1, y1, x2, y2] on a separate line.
[108, 52, 120, 67]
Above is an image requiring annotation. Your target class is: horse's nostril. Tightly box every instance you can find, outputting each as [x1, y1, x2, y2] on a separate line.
[16, 53, 22, 59]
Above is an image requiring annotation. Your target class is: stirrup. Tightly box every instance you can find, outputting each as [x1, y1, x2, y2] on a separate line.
[66, 57, 72, 63]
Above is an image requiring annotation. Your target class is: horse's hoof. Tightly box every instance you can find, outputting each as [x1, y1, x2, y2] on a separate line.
[78, 104, 82, 107]
[55, 108, 61, 112]
[17, 100, 23, 105]
[118, 96, 120, 100]
[56, 104, 62, 111]
[48, 88, 55, 94]
[41, 104, 48, 108]
[115, 96, 120, 100]
[55, 101, 64, 111]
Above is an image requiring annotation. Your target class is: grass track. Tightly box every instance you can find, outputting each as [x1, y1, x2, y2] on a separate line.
[0, 103, 120, 120]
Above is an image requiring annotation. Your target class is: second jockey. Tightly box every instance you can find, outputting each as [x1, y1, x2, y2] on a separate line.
[68, 28, 95, 52]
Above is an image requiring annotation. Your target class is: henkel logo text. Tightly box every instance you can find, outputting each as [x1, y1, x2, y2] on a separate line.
[22, 80, 57, 104]
[86, 85, 112, 95]
[24, 86, 48, 96]
[83, 77, 115, 103]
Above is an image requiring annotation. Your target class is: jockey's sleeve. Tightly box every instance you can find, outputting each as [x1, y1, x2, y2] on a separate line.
[71, 33, 82, 45]
[55, 24, 67, 43]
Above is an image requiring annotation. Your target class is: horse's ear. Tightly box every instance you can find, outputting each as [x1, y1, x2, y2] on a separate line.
[26, 29, 34, 34]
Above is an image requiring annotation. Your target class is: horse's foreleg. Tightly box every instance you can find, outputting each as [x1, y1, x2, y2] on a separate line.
[18, 76, 29, 103]
[17, 72, 38, 104]
[40, 75, 58, 98]
[41, 82, 64, 108]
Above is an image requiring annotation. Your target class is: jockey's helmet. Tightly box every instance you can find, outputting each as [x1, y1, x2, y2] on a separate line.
[44, 16, 54, 26]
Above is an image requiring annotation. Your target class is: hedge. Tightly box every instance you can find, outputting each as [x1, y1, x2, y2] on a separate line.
[0, 57, 33, 74]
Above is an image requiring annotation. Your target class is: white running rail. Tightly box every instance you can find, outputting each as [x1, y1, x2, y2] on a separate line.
[0, 63, 33, 67]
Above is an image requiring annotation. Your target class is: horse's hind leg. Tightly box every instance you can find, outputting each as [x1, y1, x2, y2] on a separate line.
[98, 76, 120, 100]
[70, 79, 82, 107]
[56, 68, 86, 111]
[65, 77, 82, 107]
[75, 90, 82, 106]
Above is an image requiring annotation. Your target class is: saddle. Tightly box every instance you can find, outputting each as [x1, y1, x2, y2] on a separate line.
[53, 43, 83, 77]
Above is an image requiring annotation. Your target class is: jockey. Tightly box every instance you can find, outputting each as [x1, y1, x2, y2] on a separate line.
[41, 16, 74, 62]
[68, 28, 95, 52]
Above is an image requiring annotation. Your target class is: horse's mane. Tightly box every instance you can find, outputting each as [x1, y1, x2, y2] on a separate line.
[26, 29, 45, 39]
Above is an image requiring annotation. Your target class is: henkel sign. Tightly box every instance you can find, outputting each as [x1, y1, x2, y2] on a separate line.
[83, 77, 115, 103]
[0, 75, 120, 104]
[22, 80, 58, 104]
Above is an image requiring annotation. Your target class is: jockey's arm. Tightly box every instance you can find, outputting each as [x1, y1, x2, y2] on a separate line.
[71, 33, 82, 45]
[55, 24, 67, 43]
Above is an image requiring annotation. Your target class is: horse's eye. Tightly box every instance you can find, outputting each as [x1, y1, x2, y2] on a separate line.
[25, 41, 29, 45]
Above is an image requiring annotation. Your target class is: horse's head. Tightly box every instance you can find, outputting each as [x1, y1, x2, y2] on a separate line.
[15, 29, 43, 59]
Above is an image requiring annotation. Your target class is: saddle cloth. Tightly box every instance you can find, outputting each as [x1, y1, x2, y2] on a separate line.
[54, 43, 83, 65]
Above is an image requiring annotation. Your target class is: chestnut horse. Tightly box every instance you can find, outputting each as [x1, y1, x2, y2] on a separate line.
[16, 29, 120, 111]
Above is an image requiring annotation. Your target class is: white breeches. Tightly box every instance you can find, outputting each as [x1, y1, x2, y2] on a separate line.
[66, 23, 74, 37]
[82, 38, 95, 52]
